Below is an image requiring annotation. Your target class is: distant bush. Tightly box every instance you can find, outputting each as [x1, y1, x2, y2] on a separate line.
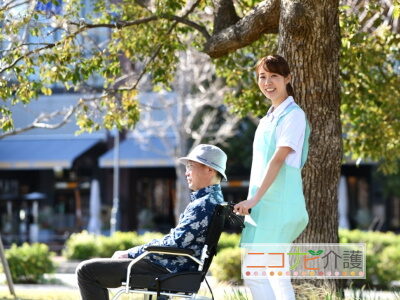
[140, 231, 164, 244]
[97, 232, 143, 257]
[208, 230, 400, 289]
[62, 229, 400, 289]
[217, 232, 240, 251]
[340, 229, 400, 289]
[63, 231, 99, 260]
[63, 230, 165, 260]
[377, 245, 400, 286]
[5, 243, 55, 283]
[210, 247, 242, 284]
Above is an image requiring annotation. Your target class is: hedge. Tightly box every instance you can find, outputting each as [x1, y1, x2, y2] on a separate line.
[63, 229, 400, 289]
[339, 229, 400, 289]
[209, 229, 400, 289]
[210, 247, 243, 284]
[5, 243, 55, 283]
[63, 230, 164, 260]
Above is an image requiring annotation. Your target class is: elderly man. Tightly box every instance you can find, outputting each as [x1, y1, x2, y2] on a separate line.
[76, 144, 227, 300]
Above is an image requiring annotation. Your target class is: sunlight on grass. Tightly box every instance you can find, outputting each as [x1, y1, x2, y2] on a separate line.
[0, 290, 80, 300]
[0, 289, 146, 300]
[0, 286, 251, 300]
[1, 284, 398, 300]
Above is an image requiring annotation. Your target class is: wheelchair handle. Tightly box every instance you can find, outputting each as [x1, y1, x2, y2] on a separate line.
[226, 201, 252, 214]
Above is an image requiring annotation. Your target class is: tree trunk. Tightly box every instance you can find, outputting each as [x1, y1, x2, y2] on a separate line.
[279, 0, 342, 291]
[173, 87, 190, 223]
[279, 0, 342, 243]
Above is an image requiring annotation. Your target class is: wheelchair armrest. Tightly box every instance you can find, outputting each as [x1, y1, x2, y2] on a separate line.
[124, 246, 201, 292]
[144, 246, 194, 256]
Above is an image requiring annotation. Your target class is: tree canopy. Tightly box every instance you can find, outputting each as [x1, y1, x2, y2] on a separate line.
[0, 0, 399, 172]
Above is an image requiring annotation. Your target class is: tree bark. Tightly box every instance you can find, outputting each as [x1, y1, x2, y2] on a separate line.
[204, 0, 280, 58]
[278, 0, 342, 244]
[278, 0, 342, 291]
[212, 0, 240, 34]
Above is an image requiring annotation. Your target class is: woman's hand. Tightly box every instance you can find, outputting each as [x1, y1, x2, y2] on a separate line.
[234, 198, 258, 215]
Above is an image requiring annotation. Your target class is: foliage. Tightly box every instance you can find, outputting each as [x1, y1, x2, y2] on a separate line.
[0, 1, 399, 173]
[223, 289, 251, 300]
[63, 230, 164, 259]
[339, 229, 400, 289]
[62, 230, 400, 289]
[210, 247, 243, 284]
[214, 35, 278, 118]
[340, 4, 400, 174]
[213, 3, 400, 174]
[217, 232, 241, 251]
[0, 0, 193, 134]
[139, 231, 164, 243]
[5, 243, 55, 283]
[96, 231, 143, 257]
[376, 245, 400, 285]
[210, 230, 400, 290]
[63, 230, 99, 259]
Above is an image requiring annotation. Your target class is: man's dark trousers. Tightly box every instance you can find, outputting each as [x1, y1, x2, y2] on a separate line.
[76, 258, 169, 300]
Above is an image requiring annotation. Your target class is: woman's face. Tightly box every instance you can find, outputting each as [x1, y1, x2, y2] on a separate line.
[257, 67, 290, 104]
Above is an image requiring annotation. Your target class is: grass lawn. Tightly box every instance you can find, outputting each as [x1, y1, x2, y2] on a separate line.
[0, 290, 145, 300]
[1, 284, 398, 299]
[0, 290, 80, 300]
[0, 286, 250, 300]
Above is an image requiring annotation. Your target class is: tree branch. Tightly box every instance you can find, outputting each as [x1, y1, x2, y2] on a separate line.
[117, 0, 203, 91]
[0, 43, 55, 54]
[212, 0, 240, 34]
[0, 43, 56, 74]
[69, 14, 210, 39]
[204, 0, 280, 58]
[0, 104, 79, 139]
[0, 0, 28, 12]
[0, 5, 208, 75]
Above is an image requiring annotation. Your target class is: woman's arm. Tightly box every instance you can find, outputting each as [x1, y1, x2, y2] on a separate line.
[234, 146, 292, 215]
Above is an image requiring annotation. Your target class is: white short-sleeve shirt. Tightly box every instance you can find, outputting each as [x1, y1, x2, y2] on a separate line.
[265, 96, 306, 168]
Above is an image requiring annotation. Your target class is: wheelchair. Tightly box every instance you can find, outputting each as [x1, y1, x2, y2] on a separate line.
[111, 202, 244, 300]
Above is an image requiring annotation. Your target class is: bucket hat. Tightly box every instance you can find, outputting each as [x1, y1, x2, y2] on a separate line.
[178, 144, 227, 181]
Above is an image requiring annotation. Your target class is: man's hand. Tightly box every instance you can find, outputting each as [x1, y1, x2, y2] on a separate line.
[111, 250, 129, 259]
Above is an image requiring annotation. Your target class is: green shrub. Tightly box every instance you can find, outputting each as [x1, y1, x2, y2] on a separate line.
[210, 247, 242, 284]
[63, 231, 164, 259]
[63, 231, 99, 260]
[377, 245, 400, 286]
[340, 229, 400, 289]
[5, 243, 55, 283]
[97, 232, 142, 257]
[140, 231, 164, 244]
[217, 232, 241, 251]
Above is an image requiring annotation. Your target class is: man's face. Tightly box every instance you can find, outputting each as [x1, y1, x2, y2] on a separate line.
[185, 160, 214, 191]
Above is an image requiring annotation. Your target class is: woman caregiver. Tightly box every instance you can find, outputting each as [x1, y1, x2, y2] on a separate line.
[234, 54, 311, 300]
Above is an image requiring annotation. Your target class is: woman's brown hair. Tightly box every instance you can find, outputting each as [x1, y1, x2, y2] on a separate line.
[255, 55, 294, 97]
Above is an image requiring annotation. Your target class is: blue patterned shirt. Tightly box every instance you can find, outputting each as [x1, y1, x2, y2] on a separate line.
[128, 184, 224, 272]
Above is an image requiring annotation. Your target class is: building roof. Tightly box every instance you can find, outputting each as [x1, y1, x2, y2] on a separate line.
[99, 136, 176, 168]
[0, 137, 101, 169]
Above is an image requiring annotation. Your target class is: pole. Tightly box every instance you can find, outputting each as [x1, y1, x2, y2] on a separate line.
[110, 130, 120, 235]
[0, 234, 17, 299]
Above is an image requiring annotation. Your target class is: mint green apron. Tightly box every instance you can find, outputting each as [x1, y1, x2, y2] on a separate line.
[241, 103, 311, 244]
